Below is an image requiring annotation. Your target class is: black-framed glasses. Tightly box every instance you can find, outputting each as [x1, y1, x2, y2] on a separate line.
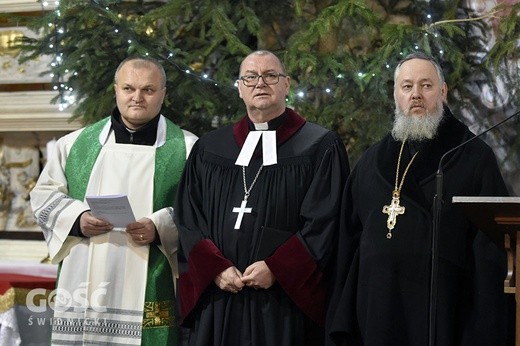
[240, 72, 287, 86]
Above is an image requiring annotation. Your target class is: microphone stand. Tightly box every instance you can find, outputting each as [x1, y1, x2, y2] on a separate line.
[429, 110, 519, 346]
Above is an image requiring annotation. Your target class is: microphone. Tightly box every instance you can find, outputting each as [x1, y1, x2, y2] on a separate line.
[429, 109, 520, 346]
[436, 110, 520, 176]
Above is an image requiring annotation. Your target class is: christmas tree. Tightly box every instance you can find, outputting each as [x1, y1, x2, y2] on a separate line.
[6, 0, 520, 193]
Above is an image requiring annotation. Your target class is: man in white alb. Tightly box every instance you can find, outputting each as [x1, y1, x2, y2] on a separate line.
[30, 56, 197, 345]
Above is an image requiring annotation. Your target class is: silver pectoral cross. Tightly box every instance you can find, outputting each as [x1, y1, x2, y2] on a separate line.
[382, 195, 405, 239]
[233, 200, 252, 229]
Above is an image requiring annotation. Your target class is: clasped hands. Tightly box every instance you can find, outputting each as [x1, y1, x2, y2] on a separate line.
[79, 211, 156, 245]
[214, 261, 275, 293]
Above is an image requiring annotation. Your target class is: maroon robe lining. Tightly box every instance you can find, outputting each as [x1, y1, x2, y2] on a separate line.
[181, 109, 326, 326]
[179, 239, 233, 323]
[265, 235, 327, 327]
[232, 108, 306, 149]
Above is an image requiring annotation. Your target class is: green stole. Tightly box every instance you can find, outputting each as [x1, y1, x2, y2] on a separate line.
[64, 116, 186, 345]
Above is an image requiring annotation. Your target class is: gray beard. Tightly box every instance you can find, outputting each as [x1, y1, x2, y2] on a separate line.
[391, 101, 444, 142]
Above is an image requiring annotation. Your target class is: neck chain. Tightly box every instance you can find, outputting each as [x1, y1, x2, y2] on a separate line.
[382, 141, 419, 239]
[232, 165, 264, 230]
[242, 165, 264, 201]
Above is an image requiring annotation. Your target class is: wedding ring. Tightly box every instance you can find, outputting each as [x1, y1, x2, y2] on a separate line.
[140, 234, 143, 240]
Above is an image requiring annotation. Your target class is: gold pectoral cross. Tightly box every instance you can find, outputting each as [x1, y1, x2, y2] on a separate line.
[382, 192, 405, 239]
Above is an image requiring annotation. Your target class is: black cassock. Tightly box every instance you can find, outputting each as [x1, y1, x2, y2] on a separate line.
[175, 109, 350, 345]
[327, 107, 514, 345]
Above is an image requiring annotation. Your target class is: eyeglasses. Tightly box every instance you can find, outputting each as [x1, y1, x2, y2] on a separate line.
[240, 72, 287, 86]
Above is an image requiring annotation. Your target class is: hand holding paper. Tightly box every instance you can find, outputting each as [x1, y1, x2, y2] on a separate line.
[86, 195, 136, 229]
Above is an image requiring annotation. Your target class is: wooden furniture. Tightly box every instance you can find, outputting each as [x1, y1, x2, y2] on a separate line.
[452, 196, 520, 345]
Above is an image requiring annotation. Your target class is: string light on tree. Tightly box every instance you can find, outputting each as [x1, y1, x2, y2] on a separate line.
[33, 2, 504, 111]
[17, 0, 516, 198]
[82, 5, 238, 94]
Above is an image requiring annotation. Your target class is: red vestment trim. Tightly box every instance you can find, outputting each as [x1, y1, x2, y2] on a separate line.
[264, 236, 327, 327]
[180, 109, 317, 325]
[178, 239, 233, 323]
[232, 108, 306, 149]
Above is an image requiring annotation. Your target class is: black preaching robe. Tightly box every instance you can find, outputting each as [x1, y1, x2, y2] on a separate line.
[175, 108, 350, 345]
[327, 107, 513, 345]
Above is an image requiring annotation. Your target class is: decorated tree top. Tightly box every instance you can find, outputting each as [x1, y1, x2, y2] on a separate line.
[5, 0, 520, 193]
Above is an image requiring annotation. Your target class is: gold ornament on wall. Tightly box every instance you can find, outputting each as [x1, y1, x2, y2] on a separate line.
[0, 141, 11, 231]
[1, 144, 41, 231]
[0, 29, 24, 58]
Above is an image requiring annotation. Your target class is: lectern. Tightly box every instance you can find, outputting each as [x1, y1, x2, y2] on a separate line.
[452, 196, 520, 345]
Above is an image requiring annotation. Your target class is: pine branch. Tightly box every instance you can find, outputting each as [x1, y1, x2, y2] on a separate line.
[425, 9, 500, 29]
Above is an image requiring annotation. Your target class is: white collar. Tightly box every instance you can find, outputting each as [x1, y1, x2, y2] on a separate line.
[235, 129, 277, 167]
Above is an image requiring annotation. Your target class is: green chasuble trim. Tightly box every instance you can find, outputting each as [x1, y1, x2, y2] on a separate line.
[65, 117, 108, 201]
[64, 116, 186, 345]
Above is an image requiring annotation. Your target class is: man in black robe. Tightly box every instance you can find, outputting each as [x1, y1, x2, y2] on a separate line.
[327, 52, 513, 345]
[174, 50, 350, 345]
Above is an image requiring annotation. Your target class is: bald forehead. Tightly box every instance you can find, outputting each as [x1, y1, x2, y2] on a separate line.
[116, 59, 166, 87]
[396, 59, 441, 83]
[240, 52, 285, 74]
[395, 57, 444, 85]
